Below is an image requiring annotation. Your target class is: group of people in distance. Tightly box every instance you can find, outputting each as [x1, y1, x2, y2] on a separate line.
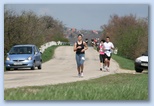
[73, 34, 114, 77]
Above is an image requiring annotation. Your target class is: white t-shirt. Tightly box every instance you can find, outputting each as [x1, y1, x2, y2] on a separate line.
[104, 42, 114, 57]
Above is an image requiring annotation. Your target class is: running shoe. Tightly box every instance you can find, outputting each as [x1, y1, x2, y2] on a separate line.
[81, 72, 84, 77]
[106, 67, 109, 71]
[103, 64, 105, 68]
[103, 67, 106, 71]
[78, 73, 81, 77]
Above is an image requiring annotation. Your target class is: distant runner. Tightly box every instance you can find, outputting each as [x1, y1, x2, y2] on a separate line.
[98, 39, 105, 71]
[85, 38, 88, 45]
[104, 36, 114, 71]
[74, 34, 88, 77]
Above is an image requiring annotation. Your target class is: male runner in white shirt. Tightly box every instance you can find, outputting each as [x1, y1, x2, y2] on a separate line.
[104, 36, 114, 71]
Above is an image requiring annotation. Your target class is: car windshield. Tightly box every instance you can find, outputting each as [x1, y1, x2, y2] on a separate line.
[9, 46, 32, 54]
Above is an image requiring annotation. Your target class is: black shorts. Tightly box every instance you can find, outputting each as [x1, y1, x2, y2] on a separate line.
[104, 53, 112, 60]
[99, 54, 105, 63]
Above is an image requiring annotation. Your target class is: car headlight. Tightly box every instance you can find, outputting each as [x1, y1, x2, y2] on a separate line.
[135, 58, 141, 63]
[6, 57, 10, 61]
[27, 56, 32, 60]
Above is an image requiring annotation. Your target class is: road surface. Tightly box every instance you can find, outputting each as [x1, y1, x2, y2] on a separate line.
[4, 46, 133, 89]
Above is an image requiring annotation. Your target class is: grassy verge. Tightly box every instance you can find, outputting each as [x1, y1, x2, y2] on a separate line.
[4, 73, 148, 100]
[41, 45, 58, 63]
[112, 54, 134, 70]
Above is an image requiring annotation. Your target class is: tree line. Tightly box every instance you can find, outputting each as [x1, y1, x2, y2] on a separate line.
[101, 14, 148, 60]
[4, 9, 68, 55]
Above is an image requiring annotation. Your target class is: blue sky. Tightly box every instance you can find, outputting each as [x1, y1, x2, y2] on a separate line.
[5, 4, 148, 30]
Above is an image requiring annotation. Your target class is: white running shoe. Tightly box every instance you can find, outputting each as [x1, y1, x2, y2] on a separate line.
[81, 72, 84, 77]
[106, 67, 109, 71]
[103, 67, 106, 71]
[104, 66, 107, 71]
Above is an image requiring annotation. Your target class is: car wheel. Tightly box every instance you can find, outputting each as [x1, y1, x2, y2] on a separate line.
[135, 67, 143, 73]
[38, 62, 42, 69]
[6, 67, 10, 71]
[31, 62, 35, 70]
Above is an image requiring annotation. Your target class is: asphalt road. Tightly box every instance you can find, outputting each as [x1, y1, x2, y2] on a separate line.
[4, 46, 131, 89]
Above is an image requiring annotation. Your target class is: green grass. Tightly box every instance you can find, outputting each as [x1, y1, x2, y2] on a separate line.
[41, 45, 58, 63]
[112, 54, 134, 70]
[4, 73, 148, 100]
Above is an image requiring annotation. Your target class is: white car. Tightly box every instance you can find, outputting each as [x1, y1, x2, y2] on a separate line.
[134, 51, 148, 72]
